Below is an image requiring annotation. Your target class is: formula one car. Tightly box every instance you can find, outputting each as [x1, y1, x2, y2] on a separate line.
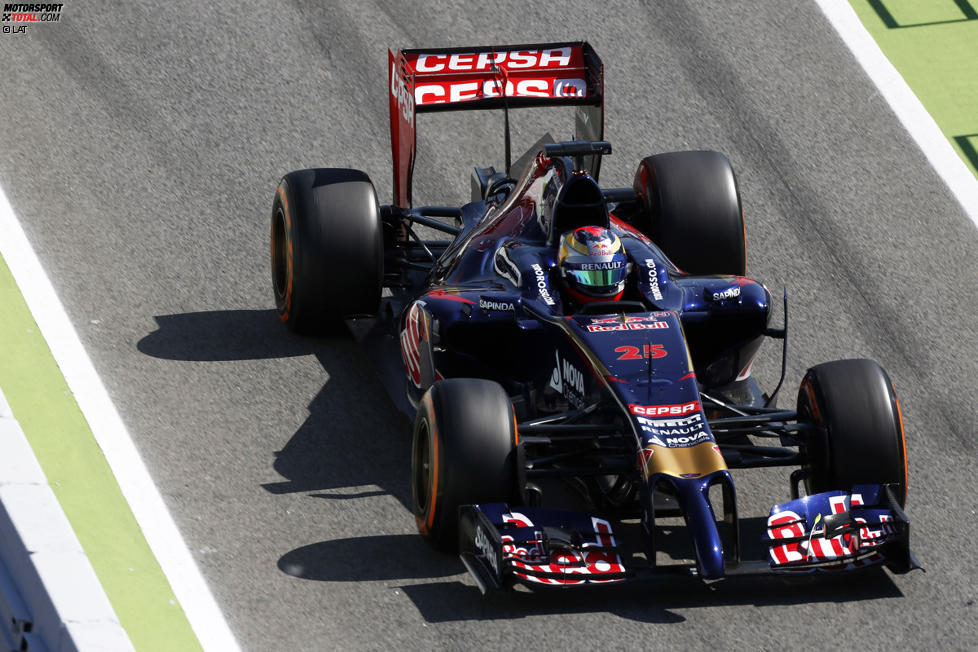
[269, 42, 919, 589]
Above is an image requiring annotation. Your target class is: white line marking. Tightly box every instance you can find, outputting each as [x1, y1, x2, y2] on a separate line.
[1, 388, 135, 651]
[816, 0, 978, 229]
[0, 185, 241, 651]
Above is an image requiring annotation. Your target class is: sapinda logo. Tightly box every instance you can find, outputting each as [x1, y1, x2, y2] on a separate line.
[629, 401, 700, 417]
[479, 297, 515, 312]
[712, 286, 741, 301]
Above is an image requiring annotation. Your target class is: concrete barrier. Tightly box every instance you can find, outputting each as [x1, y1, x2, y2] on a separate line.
[0, 389, 133, 651]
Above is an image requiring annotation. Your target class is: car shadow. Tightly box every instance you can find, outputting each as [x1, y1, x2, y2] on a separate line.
[395, 567, 901, 624]
[277, 534, 460, 582]
[276, 528, 902, 625]
[137, 309, 315, 361]
[138, 309, 414, 513]
[141, 309, 906, 624]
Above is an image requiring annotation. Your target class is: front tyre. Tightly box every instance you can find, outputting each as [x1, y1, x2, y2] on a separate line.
[796, 359, 908, 506]
[412, 379, 523, 552]
[632, 151, 746, 276]
[270, 168, 383, 334]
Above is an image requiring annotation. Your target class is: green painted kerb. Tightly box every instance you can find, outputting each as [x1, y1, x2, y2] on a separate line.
[850, 0, 978, 180]
[0, 255, 201, 652]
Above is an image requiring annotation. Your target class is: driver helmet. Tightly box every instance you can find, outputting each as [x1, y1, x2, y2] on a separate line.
[558, 226, 628, 304]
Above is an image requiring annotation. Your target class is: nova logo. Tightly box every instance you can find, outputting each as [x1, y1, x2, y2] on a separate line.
[563, 359, 584, 394]
[549, 351, 584, 395]
[666, 431, 710, 447]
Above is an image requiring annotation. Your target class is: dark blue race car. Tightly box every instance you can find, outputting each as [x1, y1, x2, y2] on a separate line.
[269, 42, 919, 590]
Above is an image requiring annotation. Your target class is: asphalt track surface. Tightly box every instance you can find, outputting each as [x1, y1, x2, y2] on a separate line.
[1, 1, 977, 649]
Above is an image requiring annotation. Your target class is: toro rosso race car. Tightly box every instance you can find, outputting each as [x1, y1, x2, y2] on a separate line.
[269, 42, 920, 589]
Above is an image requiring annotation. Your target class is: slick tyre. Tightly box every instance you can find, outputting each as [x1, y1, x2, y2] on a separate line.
[632, 151, 746, 275]
[270, 168, 383, 334]
[796, 359, 908, 506]
[412, 379, 523, 552]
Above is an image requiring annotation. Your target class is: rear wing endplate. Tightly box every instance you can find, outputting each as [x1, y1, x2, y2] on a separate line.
[389, 42, 605, 207]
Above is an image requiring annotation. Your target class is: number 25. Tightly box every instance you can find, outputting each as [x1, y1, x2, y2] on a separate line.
[615, 344, 666, 360]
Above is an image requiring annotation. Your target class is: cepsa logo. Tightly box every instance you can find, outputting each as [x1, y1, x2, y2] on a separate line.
[415, 77, 586, 105]
[629, 401, 700, 417]
[390, 62, 414, 122]
[407, 47, 588, 106]
[412, 48, 576, 73]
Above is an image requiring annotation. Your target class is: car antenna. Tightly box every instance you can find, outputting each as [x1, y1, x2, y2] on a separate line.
[490, 56, 513, 175]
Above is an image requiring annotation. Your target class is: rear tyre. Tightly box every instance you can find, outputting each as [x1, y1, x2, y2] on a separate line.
[270, 168, 383, 334]
[632, 151, 746, 275]
[796, 359, 908, 506]
[412, 379, 523, 552]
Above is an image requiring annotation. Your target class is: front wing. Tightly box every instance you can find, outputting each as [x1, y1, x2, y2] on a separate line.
[459, 484, 919, 592]
[458, 503, 630, 592]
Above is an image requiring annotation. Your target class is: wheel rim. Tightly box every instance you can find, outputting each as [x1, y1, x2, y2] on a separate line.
[413, 419, 432, 516]
[271, 206, 288, 299]
[798, 378, 826, 495]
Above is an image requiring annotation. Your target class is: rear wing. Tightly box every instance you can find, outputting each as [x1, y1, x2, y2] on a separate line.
[389, 42, 605, 207]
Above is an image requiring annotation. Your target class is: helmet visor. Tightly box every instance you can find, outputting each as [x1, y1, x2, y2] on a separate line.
[562, 256, 627, 294]
[565, 267, 625, 288]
